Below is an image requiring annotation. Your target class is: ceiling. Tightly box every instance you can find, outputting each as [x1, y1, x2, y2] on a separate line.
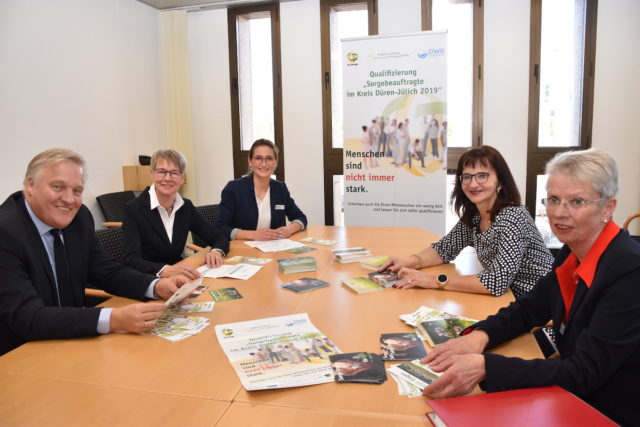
[137, 0, 288, 11]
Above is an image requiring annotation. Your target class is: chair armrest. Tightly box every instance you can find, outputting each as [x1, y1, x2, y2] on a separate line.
[84, 288, 113, 299]
[623, 212, 640, 229]
[187, 243, 205, 252]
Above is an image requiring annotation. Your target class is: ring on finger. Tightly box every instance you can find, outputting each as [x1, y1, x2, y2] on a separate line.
[144, 321, 148, 328]
[408, 279, 414, 284]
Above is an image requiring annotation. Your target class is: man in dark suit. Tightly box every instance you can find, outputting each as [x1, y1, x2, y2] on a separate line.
[0, 148, 186, 355]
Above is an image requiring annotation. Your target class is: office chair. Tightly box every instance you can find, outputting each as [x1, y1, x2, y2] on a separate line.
[188, 204, 220, 251]
[84, 226, 125, 307]
[623, 211, 640, 243]
[96, 191, 136, 223]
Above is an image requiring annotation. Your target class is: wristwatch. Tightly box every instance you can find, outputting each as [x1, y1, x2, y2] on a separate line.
[436, 274, 448, 290]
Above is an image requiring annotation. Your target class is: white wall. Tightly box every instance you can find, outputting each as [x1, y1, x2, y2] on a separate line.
[280, 0, 325, 226]
[0, 0, 164, 222]
[483, 0, 530, 199]
[592, 0, 640, 228]
[2, 0, 638, 229]
[187, 9, 234, 206]
[378, 0, 422, 35]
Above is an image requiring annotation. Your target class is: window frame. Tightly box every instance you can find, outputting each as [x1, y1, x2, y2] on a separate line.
[525, 0, 598, 215]
[320, 0, 378, 225]
[228, 3, 284, 180]
[422, 0, 484, 172]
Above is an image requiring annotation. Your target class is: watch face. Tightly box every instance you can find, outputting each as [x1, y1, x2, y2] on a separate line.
[437, 274, 448, 284]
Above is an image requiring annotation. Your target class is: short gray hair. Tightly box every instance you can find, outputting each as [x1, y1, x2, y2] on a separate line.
[545, 148, 618, 199]
[151, 149, 187, 174]
[23, 148, 87, 188]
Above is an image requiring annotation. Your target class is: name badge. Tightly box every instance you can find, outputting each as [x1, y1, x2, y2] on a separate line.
[275, 204, 285, 210]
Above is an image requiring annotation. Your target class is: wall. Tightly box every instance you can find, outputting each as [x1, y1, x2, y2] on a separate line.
[591, 0, 640, 229]
[0, 0, 164, 222]
[2, 0, 637, 229]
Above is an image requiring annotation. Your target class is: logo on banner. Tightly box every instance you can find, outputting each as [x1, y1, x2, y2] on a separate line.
[346, 52, 359, 66]
[417, 48, 446, 59]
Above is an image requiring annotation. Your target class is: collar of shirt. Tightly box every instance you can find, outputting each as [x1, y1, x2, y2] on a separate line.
[555, 220, 620, 323]
[149, 184, 184, 214]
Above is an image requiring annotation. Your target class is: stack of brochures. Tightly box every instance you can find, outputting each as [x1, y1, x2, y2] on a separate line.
[215, 313, 341, 390]
[399, 306, 477, 347]
[281, 278, 330, 293]
[277, 256, 318, 274]
[332, 247, 372, 263]
[387, 359, 441, 398]
[329, 352, 387, 384]
[341, 277, 383, 294]
[359, 255, 389, 270]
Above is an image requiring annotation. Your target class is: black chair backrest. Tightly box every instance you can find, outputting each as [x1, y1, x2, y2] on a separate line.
[95, 226, 125, 263]
[192, 204, 220, 248]
[96, 191, 136, 223]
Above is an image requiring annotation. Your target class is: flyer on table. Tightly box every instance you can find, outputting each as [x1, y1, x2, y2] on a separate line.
[342, 31, 447, 234]
[215, 313, 341, 390]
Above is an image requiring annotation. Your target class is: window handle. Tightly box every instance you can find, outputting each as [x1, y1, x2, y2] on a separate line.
[324, 71, 330, 90]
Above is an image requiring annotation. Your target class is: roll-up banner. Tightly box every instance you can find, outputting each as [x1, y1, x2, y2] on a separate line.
[342, 31, 447, 234]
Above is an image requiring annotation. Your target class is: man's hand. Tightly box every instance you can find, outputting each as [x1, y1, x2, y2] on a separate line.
[160, 263, 200, 280]
[423, 354, 486, 399]
[154, 275, 190, 300]
[110, 302, 165, 333]
[205, 250, 224, 268]
[422, 330, 489, 371]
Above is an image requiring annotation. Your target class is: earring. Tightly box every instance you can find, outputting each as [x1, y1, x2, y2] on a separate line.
[602, 217, 609, 223]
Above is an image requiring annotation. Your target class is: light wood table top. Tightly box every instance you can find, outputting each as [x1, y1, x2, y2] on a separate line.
[0, 372, 229, 427]
[0, 225, 543, 425]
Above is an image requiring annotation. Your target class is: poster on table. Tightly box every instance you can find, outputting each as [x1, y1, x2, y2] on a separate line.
[215, 313, 340, 390]
[342, 31, 447, 233]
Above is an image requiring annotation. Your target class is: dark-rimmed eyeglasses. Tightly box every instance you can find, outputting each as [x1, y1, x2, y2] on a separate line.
[459, 172, 490, 185]
[253, 156, 276, 164]
[153, 168, 182, 179]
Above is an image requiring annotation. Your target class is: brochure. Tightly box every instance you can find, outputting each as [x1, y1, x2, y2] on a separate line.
[300, 237, 337, 246]
[225, 256, 272, 266]
[208, 288, 243, 301]
[215, 313, 340, 390]
[342, 277, 383, 294]
[329, 352, 387, 384]
[245, 239, 306, 253]
[281, 278, 330, 293]
[380, 333, 427, 361]
[368, 270, 400, 287]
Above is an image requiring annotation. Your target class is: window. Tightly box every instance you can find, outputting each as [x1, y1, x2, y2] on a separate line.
[228, 4, 284, 179]
[526, 0, 597, 241]
[423, 0, 483, 171]
[321, 0, 377, 225]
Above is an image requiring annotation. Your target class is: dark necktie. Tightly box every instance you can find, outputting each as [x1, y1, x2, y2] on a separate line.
[50, 229, 74, 306]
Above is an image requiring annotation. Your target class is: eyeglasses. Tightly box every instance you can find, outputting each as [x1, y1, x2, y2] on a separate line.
[459, 172, 490, 185]
[153, 168, 182, 179]
[253, 156, 276, 164]
[541, 196, 604, 210]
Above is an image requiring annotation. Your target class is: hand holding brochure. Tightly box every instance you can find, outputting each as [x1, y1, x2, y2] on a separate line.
[164, 278, 203, 307]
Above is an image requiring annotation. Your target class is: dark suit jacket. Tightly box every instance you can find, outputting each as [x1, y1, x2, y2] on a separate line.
[0, 191, 154, 355]
[122, 188, 229, 275]
[214, 175, 307, 239]
[474, 229, 640, 425]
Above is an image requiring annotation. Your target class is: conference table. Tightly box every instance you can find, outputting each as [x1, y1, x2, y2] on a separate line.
[0, 225, 542, 426]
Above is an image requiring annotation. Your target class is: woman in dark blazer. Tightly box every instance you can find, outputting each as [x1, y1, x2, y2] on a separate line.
[215, 139, 307, 241]
[421, 149, 640, 426]
[123, 149, 229, 279]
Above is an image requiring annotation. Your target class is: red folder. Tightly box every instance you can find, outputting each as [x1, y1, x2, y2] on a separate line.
[427, 386, 616, 427]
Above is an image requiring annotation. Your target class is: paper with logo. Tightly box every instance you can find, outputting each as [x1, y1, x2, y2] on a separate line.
[244, 239, 306, 252]
[199, 263, 262, 280]
[225, 255, 272, 266]
[215, 313, 341, 390]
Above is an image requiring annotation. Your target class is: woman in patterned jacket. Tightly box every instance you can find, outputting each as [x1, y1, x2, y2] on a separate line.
[381, 145, 553, 297]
